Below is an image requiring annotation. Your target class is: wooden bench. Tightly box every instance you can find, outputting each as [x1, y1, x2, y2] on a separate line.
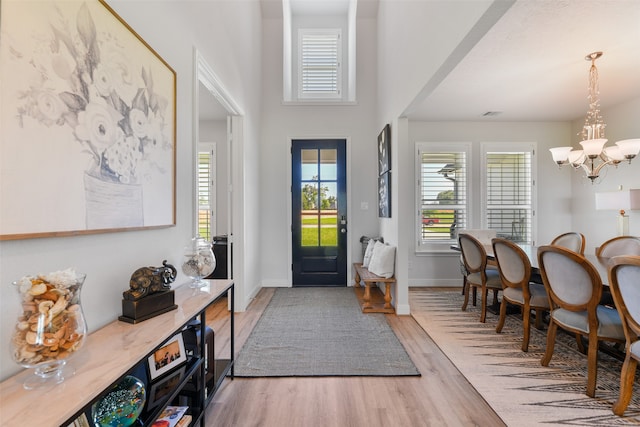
[353, 262, 396, 314]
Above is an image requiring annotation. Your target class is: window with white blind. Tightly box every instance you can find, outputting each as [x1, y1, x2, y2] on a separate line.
[298, 29, 341, 99]
[416, 143, 470, 251]
[197, 144, 216, 241]
[482, 143, 535, 244]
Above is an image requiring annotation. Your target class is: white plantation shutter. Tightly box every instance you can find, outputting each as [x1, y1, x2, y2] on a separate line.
[483, 146, 534, 243]
[416, 143, 470, 250]
[198, 147, 215, 240]
[298, 29, 341, 98]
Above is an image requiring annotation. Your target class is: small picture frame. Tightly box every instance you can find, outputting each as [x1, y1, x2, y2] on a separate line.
[147, 366, 186, 409]
[378, 124, 391, 176]
[148, 333, 187, 381]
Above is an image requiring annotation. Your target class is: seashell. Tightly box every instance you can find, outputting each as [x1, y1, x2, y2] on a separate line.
[27, 313, 41, 324]
[67, 304, 81, 312]
[19, 346, 36, 361]
[25, 344, 43, 353]
[49, 296, 67, 317]
[67, 332, 81, 342]
[54, 326, 67, 340]
[16, 321, 29, 331]
[25, 331, 38, 345]
[42, 334, 58, 347]
[38, 300, 53, 314]
[39, 291, 59, 302]
[28, 283, 47, 296]
[22, 302, 36, 313]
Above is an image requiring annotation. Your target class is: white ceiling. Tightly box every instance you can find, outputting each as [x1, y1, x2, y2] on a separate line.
[203, 0, 640, 124]
[407, 0, 640, 122]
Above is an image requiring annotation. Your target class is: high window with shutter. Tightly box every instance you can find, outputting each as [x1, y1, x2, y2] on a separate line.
[482, 144, 535, 243]
[298, 29, 342, 99]
[416, 143, 470, 251]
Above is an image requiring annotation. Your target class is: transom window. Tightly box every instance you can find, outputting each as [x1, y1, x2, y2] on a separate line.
[298, 29, 342, 99]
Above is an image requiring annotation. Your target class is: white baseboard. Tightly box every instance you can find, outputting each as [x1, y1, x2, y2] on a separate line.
[409, 278, 462, 287]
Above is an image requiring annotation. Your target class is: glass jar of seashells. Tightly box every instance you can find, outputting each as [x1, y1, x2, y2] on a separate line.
[182, 236, 216, 288]
[11, 268, 87, 389]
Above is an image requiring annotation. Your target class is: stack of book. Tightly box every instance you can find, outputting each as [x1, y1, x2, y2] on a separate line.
[151, 406, 191, 427]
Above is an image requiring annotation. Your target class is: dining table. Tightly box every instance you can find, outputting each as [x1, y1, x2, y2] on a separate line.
[451, 243, 612, 286]
[451, 242, 624, 361]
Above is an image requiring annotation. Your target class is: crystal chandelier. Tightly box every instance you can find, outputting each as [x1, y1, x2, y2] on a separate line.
[549, 52, 640, 182]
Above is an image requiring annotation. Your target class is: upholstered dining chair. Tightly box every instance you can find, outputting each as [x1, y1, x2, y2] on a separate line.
[459, 233, 502, 323]
[551, 232, 586, 254]
[492, 238, 549, 352]
[458, 229, 497, 295]
[596, 236, 640, 308]
[537, 245, 625, 397]
[608, 255, 640, 416]
[596, 236, 640, 258]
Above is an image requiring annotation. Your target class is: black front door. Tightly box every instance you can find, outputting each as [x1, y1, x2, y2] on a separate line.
[291, 139, 347, 286]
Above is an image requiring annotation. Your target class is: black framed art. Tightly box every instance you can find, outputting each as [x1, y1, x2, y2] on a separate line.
[378, 124, 391, 176]
[378, 171, 391, 218]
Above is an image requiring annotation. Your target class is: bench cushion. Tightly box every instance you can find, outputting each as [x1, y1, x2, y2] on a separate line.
[368, 243, 396, 278]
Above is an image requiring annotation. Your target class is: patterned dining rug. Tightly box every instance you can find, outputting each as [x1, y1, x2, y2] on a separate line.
[234, 287, 420, 377]
[410, 288, 640, 426]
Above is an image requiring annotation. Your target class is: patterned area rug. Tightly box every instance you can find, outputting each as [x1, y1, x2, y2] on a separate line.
[410, 288, 640, 426]
[234, 287, 420, 377]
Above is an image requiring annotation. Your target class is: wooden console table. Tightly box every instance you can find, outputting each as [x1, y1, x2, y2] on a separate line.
[0, 279, 234, 427]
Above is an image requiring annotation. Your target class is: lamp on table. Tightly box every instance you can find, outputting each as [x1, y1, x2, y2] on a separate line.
[595, 189, 640, 236]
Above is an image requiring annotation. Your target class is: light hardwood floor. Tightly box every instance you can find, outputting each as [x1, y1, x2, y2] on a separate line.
[205, 288, 505, 426]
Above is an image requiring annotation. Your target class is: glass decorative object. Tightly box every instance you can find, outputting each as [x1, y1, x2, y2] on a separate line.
[92, 375, 146, 427]
[182, 236, 216, 288]
[11, 269, 87, 390]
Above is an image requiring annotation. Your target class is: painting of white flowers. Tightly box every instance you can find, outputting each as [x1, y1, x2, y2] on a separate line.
[0, 0, 176, 240]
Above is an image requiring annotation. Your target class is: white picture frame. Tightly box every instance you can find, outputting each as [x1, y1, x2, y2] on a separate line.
[148, 333, 187, 381]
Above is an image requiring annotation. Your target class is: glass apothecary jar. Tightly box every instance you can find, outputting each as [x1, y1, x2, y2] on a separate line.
[182, 236, 216, 288]
[11, 269, 87, 389]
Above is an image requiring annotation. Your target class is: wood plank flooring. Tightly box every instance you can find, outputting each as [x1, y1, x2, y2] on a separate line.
[204, 287, 505, 427]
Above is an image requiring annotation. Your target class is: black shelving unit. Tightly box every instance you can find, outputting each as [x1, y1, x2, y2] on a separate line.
[60, 283, 234, 427]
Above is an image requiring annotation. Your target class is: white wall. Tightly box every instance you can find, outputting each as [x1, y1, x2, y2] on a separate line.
[259, 15, 379, 287]
[0, 0, 262, 381]
[407, 120, 573, 286]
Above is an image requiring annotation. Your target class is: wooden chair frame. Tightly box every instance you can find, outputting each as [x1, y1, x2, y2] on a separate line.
[459, 233, 501, 323]
[608, 255, 640, 416]
[596, 236, 640, 258]
[492, 238, 548, 352]
[537, 245, 624, 397]
[551, 232, 586, 255]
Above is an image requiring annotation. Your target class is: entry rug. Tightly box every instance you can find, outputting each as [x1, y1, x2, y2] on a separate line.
[234, 287, 420, 377]
[410, 288, 640, 426]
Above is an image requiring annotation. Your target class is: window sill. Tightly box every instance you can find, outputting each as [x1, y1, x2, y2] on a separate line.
[282, 100, 358, 106]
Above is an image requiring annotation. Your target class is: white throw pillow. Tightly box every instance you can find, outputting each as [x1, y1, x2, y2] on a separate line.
[368, 243, 396, 278]
[362, 239, 377, 267]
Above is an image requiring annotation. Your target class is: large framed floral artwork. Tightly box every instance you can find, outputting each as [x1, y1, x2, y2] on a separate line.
[0, 0, 176, 240]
